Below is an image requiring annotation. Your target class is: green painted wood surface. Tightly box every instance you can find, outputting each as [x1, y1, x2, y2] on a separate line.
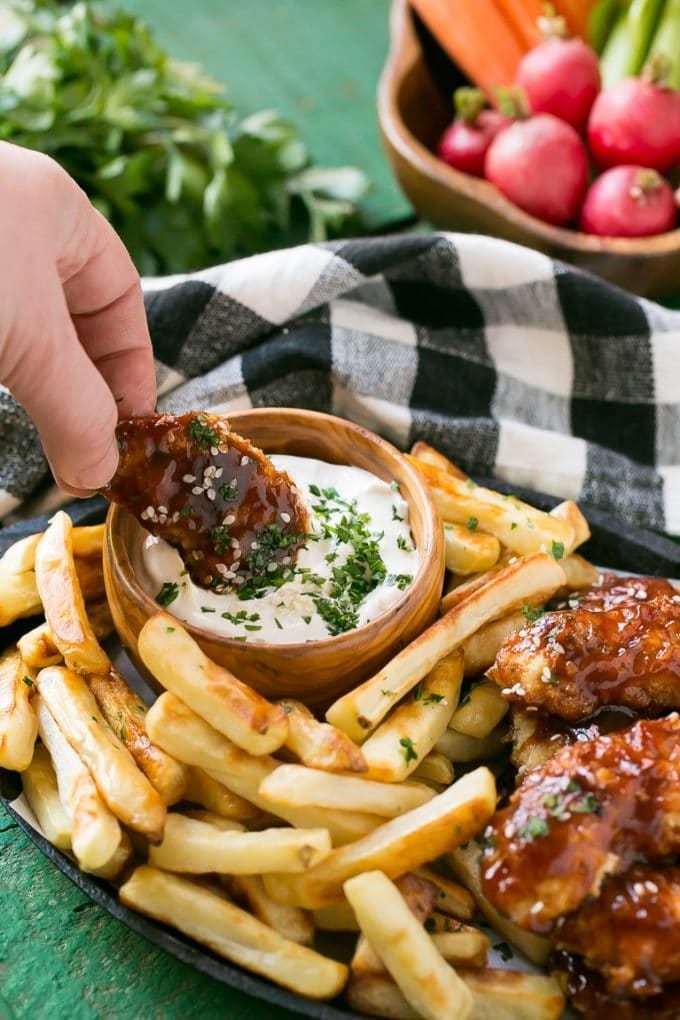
[112, 0, 411, 229]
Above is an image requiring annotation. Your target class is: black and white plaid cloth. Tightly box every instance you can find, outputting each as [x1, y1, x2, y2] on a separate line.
[1, 233, 679, 533]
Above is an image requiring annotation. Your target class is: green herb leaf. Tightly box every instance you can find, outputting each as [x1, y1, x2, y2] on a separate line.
[551, 540, 565, 560]
[399, 736, 418, 763]
[518, 816, 550, 842]
[466, 517, 478, 531]
[493, 941, 514, 962]
[22, 676, 33, 687]
[156, 581, 179, 607]
[522, 604, 544, 623]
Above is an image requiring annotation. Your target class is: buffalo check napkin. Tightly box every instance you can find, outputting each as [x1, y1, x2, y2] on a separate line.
[1, 233, 679, 533]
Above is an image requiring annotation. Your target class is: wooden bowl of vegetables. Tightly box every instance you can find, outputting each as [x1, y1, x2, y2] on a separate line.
[378, 0, 680, 298]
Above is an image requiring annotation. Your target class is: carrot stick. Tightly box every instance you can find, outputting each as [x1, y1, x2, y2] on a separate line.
[410, 0, 526, 99]
[493, 0, 544, 49]
[554, 0, 599, 38]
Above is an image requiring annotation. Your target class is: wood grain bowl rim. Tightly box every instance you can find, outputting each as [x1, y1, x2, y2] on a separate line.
[377, 0, 680, 259]
[105, 407, 444, 656]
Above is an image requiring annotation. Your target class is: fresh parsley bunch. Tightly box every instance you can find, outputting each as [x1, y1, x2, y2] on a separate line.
[0, 0, 368, 273]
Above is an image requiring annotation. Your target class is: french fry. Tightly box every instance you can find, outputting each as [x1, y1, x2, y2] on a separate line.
[18, 622, 64, 669]
[313, 900, 359, 931]
[0, 571, 43, 626]
[435, 726, 507, 763]
[35, 695, 123, 872]
[443, 523, 501, 576]
[449, 681, 509, 740]
[34, 512, 110, 675]
[559, 553, 599, 591]
[0, 647, 37, 771]
[461, 611, 525, 677]
[440, 550, 516, 614]
[360, 652, 462, 782]
[183, 809, 244, 832]
[407, 458, 574, 557]
[431, 930, 487, 969]
[120, 866, 348, 999]
[456, 969, 565, 1020]
[228, 874, 314, 946]
[86, 599, 115, 641]
[0, 525, 104, 576]
[346, 969, 564, 1020]
[414, 867, 475, 921]
[87, 667, 188, 806]
[262, 767, 496, 909]
[149, 812, 331, 875]
[185, 767, 261, 821]
[446, 842, 551, 966]
[344, 870, 474, 1020]
[279, 699, 367, 774]
[409, 441, 468, 480]
[146, 693, 382, 846]
[259, 764, 434, 818]
[37, 666, 166, 843]
[327, 553, 565, 742]
[550, 499, 590, 549]
[138, 613, 288, 756]
[351, 871, 439, 976]
[90, 830, 134, 881]
[412, 752, 454, 787]
[21, 743, 72, 850]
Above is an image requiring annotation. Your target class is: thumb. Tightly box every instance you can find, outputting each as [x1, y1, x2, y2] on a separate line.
[2, 273, 120, 495]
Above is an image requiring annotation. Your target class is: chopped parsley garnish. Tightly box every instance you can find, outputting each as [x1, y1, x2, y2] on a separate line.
[551, 540, 565, 560]
[465, 479, 477, 489]
[399, 736, 418, 763]
[381, 689, 395, 698]
[201, 606, 215, 613]
[569, 788, 601, 815]
[413, 684, 423, 701]
[219, 481, 239, 502]
[22, 676, 33, 687]
[188, 415, 221, 450]
[156, 581, 179, 607]
[221, 609, 260, 625]
[390, 480, 399, 491]
[391, 504, 403, 522]
[424, 693, 445, 705]
[386, 573, 413, 590]
[518, 816, 549, 842]
[396, 535, 413, 552]
[510, 521, 518, 530]
[308, 484, 322, 497]
[477, 833, 496, 851]
[423, 917, 437, 934]
[179, 505, 192, 519]
[494, 942, 514, 962]
[467, 516, 478, 531]
[166, 626, 175, 633]
[303, 616, 312, 625]
[522, 604, 544, 623]
[209, 524, 231, 556]
[274, 617, 283, 630]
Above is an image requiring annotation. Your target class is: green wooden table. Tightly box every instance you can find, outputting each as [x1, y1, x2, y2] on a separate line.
[0, 3, 402, 1017]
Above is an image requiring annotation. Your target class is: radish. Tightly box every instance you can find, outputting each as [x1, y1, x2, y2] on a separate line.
[438, 88, 510, 177]
[579, 165, 677, 236]
[516, 11, 601, 133]
[587, 56, 680, 172]
[485, 113, 589, 226]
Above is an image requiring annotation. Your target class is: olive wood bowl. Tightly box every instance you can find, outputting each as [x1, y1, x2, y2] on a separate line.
[104, 407, 445, 710]
[378, 0, 680, 299]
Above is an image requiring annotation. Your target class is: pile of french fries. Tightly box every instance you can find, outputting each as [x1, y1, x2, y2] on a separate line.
[0, 440, 601, 1020]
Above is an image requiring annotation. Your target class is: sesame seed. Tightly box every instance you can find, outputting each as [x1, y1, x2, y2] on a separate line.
[192, 486, 203, 495]
[146, 505, 154, 517]
[158, 514, 167, 524]
[183, 474, 195, 483]
[240, 456, 250, 466]
[158, 505, 168, 514]
[267, 562, 278, 572]
[530, 901, 544, 914]
[224, 514, 236, 525]
[280, 512, 291, 523]
[251, 541, 260, 550]
[211, 446, 219, 456]
[206, 489, 216, 501]
[633, 882, 646, 897]
[645, 881, 659, 893]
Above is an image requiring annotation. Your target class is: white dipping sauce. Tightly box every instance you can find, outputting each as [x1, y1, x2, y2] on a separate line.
[137, 455, 420, 645]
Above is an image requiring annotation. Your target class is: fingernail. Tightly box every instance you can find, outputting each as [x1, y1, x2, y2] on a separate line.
[72, 439, 120, 491]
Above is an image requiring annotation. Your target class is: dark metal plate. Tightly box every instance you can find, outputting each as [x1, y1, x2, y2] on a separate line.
[1, 486, 677, 1019]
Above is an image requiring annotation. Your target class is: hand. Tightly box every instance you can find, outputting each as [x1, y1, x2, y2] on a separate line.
[0, 142, 156, 495]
